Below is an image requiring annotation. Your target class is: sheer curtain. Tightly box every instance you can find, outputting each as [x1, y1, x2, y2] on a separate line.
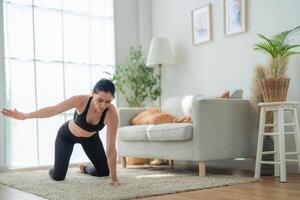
[2, 0, 115, 168]
[0, 1, 6, 170]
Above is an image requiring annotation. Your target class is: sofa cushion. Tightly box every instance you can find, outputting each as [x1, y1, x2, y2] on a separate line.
[118, 123, 193, 142]
[147, 123, 193, 141]
[118, 125, 149, 141]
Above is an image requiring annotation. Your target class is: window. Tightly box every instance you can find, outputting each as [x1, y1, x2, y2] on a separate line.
[2, 0, 115, 168]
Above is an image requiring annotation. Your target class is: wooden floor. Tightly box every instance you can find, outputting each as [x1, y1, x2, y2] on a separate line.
[0, 185, 46, 200]
[141, 169, 300, 200]
[0, 168, 299, 200]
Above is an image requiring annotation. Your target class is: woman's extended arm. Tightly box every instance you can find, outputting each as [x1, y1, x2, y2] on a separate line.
[105, 105, 119, 186]
[1, 95, 83, 120]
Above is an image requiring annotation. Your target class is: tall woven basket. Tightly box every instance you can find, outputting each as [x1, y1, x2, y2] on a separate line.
[260, 78, 290, 102]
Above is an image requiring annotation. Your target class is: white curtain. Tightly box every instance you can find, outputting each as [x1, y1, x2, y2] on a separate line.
[2, 0, 115, 168]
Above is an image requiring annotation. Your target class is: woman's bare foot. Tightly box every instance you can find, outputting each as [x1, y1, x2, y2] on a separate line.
[79, 164, 86, 173]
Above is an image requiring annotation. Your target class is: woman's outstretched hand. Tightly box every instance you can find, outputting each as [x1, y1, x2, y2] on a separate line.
[1, 108, 26, 120]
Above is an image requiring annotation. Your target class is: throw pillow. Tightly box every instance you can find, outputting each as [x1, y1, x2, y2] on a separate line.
[218, 90, 230, 99]
[230, 89, 243, 99]
[181, 95, 194, 116]
[162, 96, 185, 118]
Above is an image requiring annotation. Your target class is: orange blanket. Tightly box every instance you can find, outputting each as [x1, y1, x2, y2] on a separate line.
[130, 107, 192, 125]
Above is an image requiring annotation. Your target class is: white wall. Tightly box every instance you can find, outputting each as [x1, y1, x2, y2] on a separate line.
[151, 0, 300, 100]
[114, 0, 139, 106]
[151, 0, 300, 171]
[137, 0, 153, 53]
[114, 0, 139, 64]
[114, 0, 153, 107]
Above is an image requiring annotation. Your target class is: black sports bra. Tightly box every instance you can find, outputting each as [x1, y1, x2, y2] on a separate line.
[73, 97, 108, 132]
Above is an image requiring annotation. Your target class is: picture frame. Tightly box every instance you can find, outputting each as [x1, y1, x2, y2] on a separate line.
[191, 4, 212, 45]
[224, 0, 247, 36]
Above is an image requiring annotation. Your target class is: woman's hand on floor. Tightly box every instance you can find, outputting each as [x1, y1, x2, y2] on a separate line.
[109, 180, 120, 186]
[109, 180, 126, 187]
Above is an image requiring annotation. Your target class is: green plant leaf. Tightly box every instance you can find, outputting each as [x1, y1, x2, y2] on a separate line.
[254, 26, 300, 78]
[112, 46, 160, 107]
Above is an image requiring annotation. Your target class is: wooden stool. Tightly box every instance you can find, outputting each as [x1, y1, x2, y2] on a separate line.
[255, 102, 300, 182]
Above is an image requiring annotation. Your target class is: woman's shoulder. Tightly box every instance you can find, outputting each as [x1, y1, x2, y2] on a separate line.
[69, 95, 91, 108]
[106, 104, 117, 115]
[105, 104, 118, 123]
[73, 95, 90, 100]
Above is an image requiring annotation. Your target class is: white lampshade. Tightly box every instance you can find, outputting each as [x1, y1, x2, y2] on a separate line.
[146, 37, 174, 67]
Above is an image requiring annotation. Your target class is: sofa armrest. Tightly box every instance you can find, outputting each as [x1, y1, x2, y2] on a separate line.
[191, 98, 257, 160]
[117, 107, 147, 127]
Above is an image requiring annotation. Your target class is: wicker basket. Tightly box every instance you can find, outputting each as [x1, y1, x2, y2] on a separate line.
[260, 78, 290, 102]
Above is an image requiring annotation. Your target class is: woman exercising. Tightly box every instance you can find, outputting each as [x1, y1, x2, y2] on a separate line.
[1, 79, 120, 186]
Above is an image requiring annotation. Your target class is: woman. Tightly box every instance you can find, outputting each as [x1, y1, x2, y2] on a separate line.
[1, 79, 120, 186]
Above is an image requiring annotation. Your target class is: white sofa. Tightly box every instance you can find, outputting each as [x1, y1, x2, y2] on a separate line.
[117, 96, 258, 176]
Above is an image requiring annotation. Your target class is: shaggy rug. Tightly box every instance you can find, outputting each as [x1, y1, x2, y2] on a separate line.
[0, 166, 258, 200]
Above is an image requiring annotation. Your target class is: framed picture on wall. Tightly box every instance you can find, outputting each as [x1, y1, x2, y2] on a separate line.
[224, 0, 247, 36]
[191, 4, 212, 45]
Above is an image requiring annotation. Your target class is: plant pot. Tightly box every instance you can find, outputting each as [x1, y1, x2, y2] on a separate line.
[260, 78, 290, 102]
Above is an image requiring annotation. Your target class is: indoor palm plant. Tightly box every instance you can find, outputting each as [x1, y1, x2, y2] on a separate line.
[254, 26, 300, 102]
[251, 26, 300, 175]
[113, 46, 160, 107]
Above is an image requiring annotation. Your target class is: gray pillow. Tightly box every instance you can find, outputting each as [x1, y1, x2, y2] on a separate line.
[230, 89, 243, 99]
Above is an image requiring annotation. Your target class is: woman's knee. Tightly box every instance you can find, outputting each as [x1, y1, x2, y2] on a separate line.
[51, 176, 65, 181]
[49, 168, 65, 181]
[98, 168, 109, 177]
[94, 168, 109, 177]
[102, 169, 110, 177]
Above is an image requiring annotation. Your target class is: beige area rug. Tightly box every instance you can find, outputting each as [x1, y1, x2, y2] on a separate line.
[0, 165, 258, 200]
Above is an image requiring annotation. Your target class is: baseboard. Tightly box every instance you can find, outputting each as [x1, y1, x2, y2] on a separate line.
[174, 159, 299, 173]
[0, 161, 297, 173]
[6, 162, 90, 172]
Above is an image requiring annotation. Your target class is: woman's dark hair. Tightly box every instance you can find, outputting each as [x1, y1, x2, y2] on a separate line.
[93, 78, 115, 97]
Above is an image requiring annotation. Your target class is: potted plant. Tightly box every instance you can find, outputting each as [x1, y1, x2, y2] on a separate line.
[254, 26, 300, 102]
[113, 46, 161, 107]
[251, 26, 300, 175]
[113, 46, 160, 165]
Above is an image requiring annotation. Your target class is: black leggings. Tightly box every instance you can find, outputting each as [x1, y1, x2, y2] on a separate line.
[49, 121, 109, 181]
